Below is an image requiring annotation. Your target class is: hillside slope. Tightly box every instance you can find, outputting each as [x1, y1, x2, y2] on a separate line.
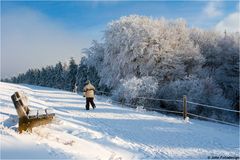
[0, 82, 239, 159]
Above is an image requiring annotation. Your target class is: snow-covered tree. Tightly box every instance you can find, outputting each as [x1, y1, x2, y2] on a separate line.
[190, 29, 222, 76]
[95, 15, 204, 88]
[84, 40, 105, 72]
[214, 33, 239, 109]
[190, 29, 239, 111]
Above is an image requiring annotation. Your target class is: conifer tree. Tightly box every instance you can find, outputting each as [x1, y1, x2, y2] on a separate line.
[65, 58, 78, 91]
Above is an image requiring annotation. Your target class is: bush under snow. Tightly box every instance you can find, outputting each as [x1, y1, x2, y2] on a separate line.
[112, 76, 158, 104]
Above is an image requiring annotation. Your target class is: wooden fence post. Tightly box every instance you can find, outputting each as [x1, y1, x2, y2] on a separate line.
[183, 95, 187, 120]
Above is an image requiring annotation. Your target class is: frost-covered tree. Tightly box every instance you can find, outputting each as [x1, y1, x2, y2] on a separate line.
[95, 15, 204, 88]
[190, 29, 222, 75]
[84, 40, 105, 71]
[215, 33, 239, 108]
[190, 29, 239, 111]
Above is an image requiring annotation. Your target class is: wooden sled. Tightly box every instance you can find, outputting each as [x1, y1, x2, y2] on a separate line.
[11, 91, 55, 133]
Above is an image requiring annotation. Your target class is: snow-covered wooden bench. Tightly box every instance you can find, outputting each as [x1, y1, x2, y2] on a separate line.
[11, 91, 55, 133]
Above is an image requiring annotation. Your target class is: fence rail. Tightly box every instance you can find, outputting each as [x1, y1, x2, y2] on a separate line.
[95, 90, 240, 127]
[136, 96, 182, 103]
[142, 107, 183, 114]
[188, 113, 239, 127]
[187, 101, 239, 113]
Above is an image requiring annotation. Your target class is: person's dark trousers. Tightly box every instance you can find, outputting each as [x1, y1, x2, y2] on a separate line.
[86, 98, 96, 110]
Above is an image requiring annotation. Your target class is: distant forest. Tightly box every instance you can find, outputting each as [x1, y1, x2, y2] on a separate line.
[3, 15, 239, 123]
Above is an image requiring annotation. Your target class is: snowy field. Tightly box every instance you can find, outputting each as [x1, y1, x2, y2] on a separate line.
[0, 82, 239, 159]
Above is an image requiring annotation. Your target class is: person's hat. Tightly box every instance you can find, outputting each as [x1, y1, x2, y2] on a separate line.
[86, 80, 90, 84]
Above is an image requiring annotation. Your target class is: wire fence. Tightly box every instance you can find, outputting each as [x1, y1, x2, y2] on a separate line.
[95, 90, 240, 127]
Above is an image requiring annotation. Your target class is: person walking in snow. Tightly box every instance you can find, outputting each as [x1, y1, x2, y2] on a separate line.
[73, 83, 78, 93]
[83, 80, 96, 110]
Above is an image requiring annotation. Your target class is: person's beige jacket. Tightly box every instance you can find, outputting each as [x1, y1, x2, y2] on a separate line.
[83, 83, 95, 98]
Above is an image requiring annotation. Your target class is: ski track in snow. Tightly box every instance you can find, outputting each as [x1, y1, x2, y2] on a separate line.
[0, 82, 239, 159]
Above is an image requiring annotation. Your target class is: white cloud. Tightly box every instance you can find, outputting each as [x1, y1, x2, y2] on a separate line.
[215, 11, 240, 33]
[203, 1, 222, 18]
[1, 8, 94, 79]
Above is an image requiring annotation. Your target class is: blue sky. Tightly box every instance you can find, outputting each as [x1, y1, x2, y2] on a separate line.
[1, 1, 239, 78]
[2, 1, 239, 29]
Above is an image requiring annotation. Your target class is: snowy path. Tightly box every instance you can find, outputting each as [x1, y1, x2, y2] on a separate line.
[0, 82, 239, 159]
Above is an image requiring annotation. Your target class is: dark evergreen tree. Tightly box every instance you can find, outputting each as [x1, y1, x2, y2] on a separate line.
[65, 58, 78, 91]
[3, 55, 103, 95]
[34, 69, 41, 85]
[76, 57, 88, 92]
[76, 57, 101, 93]
[46, 66, 55, 87]
[39, 67, 48, 86]
[54, 62, 65, 89]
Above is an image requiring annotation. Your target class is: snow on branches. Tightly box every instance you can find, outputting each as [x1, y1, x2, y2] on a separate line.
[99, 15, 204, 88]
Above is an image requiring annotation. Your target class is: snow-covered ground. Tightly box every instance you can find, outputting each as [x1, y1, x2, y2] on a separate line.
[0, 82, 239, 159]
